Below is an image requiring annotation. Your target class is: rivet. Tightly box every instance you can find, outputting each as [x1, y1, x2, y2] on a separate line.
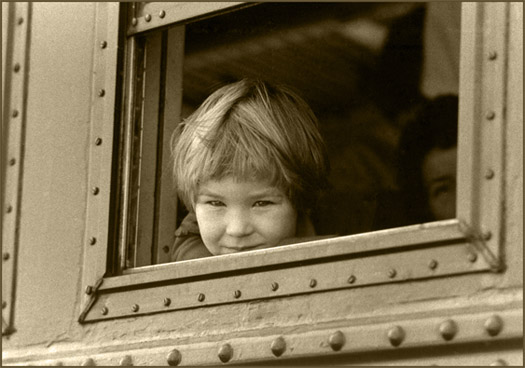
[92, 187, 100, 195]
[9, 158, 16, 166]
[271, 336, 286, 357]
[6, 205, 13, 213]
[101, 306, 108, 315]
[483, 231, 492, 241]
[490, 359, 508, 366]
[387, 326, 405, 347]
[145, 14, 152, 22]
[439, 319, 458, 341]
[429, 259, 438, 270]
[198, 293, 205, 302]
[164, 298, 171, 307]
[2, 301, 7, 309]
[271, 282, 279, 291]
[95, 137, 103, 146]
[485, 315, 503, 337]
[467, 252, 478, 263]
[486, 111, 496, 120]
[85, 286, 93, 295]
[167, 349, 182, 366]
[13, 63, 20, 72]
[347, 275, 356, 284]
[89, 237, 97, 245]
[119, 355, 132, 366]
[234, 290, 241, 299]
[12, 109, 19, 118]
[488, 51, 498, 60]
[388, 268, 397, 278]
[100, 41, 107, 49]
[218, 343, 233, 363]
[82, 358, 95, 366]
[328, 330, 346, 351]
[98, 89, 105, 97]
[131, 304, 139, 312]
[163, 245, 170, 253]
[159, 10, 166, 18]
[309, 279, 317, 288]
[17, 17, 24, 25]
[3, 252, 10, 261]
[131, 18, 138, 26]
[485, 169, 495, 180]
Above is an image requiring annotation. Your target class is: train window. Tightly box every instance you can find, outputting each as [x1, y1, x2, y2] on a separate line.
[121, 2, 460, 269]
[80, 2, 509, 323]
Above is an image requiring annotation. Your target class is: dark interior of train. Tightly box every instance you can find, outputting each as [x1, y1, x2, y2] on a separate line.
[176, 2, 460, 237]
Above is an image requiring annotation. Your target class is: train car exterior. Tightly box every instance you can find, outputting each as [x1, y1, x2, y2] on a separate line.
[2, 2, 523, 366]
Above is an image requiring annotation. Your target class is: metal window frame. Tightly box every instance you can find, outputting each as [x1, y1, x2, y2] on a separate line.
[1, 1, 30, 336]
[126, 2, 251, 36]
[117, 24, 185, 269]
[79, 2, 122, 315]
[79, 1, 510, 331]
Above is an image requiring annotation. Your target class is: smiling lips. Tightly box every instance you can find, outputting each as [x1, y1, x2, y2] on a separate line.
[220, 243, 265, 252]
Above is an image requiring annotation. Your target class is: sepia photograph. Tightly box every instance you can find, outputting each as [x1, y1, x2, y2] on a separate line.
[2, 2, 522, 366]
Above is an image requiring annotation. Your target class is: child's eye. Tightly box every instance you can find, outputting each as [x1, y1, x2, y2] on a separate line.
[207, 200, 225, 207]
[253, 200, 273, 207]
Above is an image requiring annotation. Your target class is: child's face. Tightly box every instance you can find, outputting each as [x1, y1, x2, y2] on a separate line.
[195, 177, 297, 256]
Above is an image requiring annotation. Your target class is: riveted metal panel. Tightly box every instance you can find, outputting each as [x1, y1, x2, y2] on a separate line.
[1, 2, 30, 336]
[457, 2, 510, 268]
[5, 304, 522, 365]
[126, 2, 250, 36]
[80, 2, 121, 315]
[80, 221, 496, 323]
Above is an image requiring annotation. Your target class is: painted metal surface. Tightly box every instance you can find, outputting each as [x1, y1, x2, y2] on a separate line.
[1, 1, 30, 337]
[126, 2, 249, 36]
[10, 1, 97, 345]
[81, 222, 494, 322]
[457, 3, 509, 264]
[4, 303, 523, 365]
[80, 2, 121, 317]
[502, 2, 523, 289]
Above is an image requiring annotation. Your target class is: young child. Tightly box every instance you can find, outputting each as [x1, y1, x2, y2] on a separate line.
[170, 79, 330, 261]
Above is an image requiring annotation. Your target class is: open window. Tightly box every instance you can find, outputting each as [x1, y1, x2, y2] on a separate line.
[79, 2, 510, 327]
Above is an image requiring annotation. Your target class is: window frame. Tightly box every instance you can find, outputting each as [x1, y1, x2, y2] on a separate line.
[2, 1, 30, 336]
[79, 2, 510, 327]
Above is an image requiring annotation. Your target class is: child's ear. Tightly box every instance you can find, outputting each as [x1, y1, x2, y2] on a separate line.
[295, 212, 316, 237]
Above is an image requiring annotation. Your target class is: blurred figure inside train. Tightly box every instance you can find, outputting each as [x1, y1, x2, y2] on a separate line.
[373, 95, 458, 228]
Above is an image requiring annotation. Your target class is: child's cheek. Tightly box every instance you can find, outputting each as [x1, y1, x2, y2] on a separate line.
[195, 207, 221, 254]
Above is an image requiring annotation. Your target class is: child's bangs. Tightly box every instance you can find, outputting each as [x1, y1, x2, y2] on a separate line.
[199, 118, 288, 189]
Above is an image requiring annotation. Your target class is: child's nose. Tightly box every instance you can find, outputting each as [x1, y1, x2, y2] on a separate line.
[225, 210, 253, 237]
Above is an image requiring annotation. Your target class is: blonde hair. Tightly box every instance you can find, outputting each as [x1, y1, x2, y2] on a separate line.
[171, 79, 329, 213]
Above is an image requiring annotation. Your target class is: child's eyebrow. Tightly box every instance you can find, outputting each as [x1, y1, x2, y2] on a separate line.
[197, 187, 284, 198]
[246, 192, 284, 201]
[197, 189, 222, 197]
